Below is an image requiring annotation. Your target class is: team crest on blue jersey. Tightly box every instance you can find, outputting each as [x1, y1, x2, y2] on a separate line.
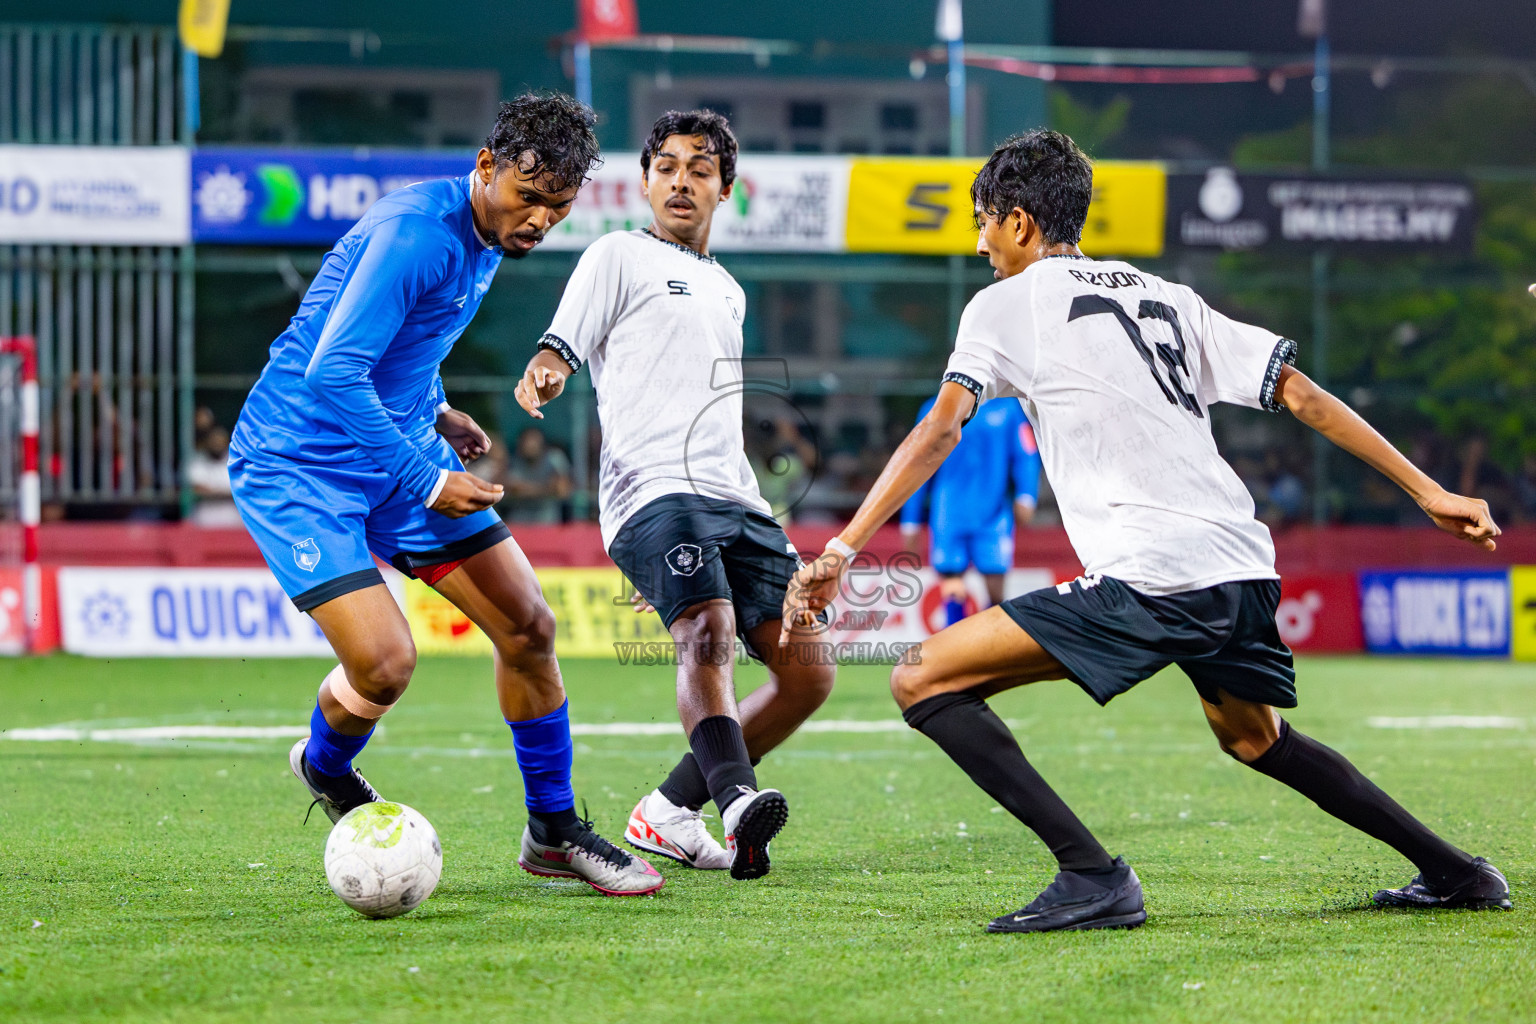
[665, 543, 703, 576]
[292, 538, 322, 572]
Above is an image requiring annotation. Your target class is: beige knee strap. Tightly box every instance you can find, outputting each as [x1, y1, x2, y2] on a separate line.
[324, 664, 396, 719]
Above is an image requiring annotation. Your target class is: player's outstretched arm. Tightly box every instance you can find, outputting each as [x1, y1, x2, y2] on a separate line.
[781, 381, 972, 638]
[514, 349, 571, 419]
[1274, 364, 1500, 551]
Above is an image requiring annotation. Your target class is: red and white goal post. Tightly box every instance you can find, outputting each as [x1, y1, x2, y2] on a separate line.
[0, 336, 41, 654]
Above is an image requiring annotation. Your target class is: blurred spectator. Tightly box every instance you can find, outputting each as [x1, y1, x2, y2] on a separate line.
[1516, 454, 1536, 524]
[187, 423, 241, 527]
[500, 426, 572, 524]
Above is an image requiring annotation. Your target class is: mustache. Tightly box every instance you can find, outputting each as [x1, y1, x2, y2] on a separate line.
[665, 195, 695, 209]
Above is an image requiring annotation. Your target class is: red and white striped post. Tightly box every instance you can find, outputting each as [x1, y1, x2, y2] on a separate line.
[1, 337, 40, 653]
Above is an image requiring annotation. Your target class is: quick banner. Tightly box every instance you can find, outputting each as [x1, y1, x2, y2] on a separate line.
[1359, 570, 1509, 657]
[57, 567, 401, 657]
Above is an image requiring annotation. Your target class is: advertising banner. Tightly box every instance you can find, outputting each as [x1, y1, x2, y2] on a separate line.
[0, 145, 191, 245]
[844, 158, 1165, 258]
[1511, 566, 1536, 662]
[1276, 573, 1362, 653]
[192, 148, 467, 246]
[546, 153, 850, 253]
[192, 148, 850, 252]
[57, 567, 397, 657]
[407, 568, 670, 658]
[407, 565, 1055, 660]
[1168, 168, 1476, 252]
[0, 567, 59, 655]
[1359, 570, 1509, 657]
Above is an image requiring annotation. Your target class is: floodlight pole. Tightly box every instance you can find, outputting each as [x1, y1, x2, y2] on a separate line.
[1310, 29, 1331, 524]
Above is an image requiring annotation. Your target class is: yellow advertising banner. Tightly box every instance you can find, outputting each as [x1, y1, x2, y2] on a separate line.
[844, 158, 1165, 258]
[406, 568, 672, 658]
[178, 0, 232, 58]
[1511, 566, 1536, 662]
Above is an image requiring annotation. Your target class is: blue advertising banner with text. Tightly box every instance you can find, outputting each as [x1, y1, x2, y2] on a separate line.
[192, 147, 471, 245]
[1359, 570, 1510, 657]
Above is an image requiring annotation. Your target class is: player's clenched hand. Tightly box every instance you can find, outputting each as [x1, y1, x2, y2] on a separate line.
[435, 408, 492, 460]
[779, 550, 847, 644]
[630, 590, 655, 614]
[515, 365, 566, 420]
[1419, 488, 1501, 551]
[431, 471, 503, 518]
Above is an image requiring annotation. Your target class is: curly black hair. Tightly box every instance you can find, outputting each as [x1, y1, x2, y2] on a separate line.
[640, 109, 738, 189]
[483, 92, 602, 193]
[971, 129, 1093, 245]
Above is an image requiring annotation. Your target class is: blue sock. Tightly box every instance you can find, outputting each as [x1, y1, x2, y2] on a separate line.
[944, 597, 967, 628]
[306, 702, 373, 776]
[507, 700, 575, 815]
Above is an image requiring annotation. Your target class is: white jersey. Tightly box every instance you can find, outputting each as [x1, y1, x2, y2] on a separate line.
[540, 229, 771, 548]
[944, 256, 1295, 594]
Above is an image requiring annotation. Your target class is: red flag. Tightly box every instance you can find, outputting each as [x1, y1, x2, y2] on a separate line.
[578, 0, 638, 42]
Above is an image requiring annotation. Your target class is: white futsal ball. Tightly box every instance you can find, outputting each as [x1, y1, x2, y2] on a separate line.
[323, 802, 442, 919]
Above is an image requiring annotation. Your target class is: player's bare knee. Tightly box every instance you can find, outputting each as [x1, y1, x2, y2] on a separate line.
[495, 603, 558, 665]
[1214, 725, 1276, 764]
[670, 603, 736, 666]
[889, 659, 935, 710]
[352, 642, 416, 705]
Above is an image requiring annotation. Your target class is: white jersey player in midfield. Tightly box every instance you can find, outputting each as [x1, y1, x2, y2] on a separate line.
[787, 130, 1510, 933]
[515, 111, 836, 880]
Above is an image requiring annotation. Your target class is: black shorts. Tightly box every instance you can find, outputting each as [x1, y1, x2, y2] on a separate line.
[607, 494, 802, 638]
[1001, 576, 1296, 708]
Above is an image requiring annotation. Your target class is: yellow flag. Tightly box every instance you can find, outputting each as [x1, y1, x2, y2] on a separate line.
[179, 0, 232, 58]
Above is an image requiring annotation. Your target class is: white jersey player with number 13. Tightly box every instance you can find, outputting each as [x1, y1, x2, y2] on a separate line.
[786, 129, 1509, 934]
[515, 111, 837, 881]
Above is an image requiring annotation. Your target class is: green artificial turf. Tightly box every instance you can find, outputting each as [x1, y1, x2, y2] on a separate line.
[1, 655, 1532, 1023]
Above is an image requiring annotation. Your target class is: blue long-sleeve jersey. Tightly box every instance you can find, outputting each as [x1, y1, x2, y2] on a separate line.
[231, 173, 501, 502]
[901, 396, 1041, 532]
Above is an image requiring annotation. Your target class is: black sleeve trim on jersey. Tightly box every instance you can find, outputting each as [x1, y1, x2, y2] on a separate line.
[942, 371, 983, 425]
[1259, 338, 1299, 413]
[538, 334, 581, 373]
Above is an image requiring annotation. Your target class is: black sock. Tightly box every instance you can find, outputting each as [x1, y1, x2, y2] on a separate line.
[1246, 720, 1474, 887]
[528, 805, 582, 845]
[658, 753, 711, 811]
[903, 691, 1114, 873]
[689, 715, 757, 814]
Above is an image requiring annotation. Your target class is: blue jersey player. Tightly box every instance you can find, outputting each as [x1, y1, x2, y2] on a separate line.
[900, 396, 1041, 624]
[229, 94, 663, 896]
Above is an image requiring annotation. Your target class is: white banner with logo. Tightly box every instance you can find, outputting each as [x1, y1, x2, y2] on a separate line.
[58, 567, 401, 657]
[0, 145, 191, 245]
[543, 153, 850, 253]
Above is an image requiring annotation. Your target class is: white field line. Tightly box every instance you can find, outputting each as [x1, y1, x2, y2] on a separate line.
[0, 719, 911, 744]
[1366, 716, 1525, 730]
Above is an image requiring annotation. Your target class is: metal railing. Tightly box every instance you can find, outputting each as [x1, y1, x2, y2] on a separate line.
[0, 23, 192, 508]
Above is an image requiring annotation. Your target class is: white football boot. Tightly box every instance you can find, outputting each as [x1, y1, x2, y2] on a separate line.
[518, 824, 665, 896]
[720, 786, 789, 881]
[624, 790, 731, 870]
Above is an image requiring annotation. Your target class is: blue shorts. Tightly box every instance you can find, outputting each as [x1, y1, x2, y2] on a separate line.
[229, 436, 508, 611]
[930, 514, 1014, 576]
